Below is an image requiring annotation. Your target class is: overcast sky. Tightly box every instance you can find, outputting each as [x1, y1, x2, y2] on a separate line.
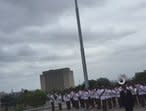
[0, 0, 146, 92]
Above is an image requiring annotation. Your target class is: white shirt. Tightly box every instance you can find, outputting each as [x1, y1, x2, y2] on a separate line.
[49, 95, 55, 103]
[73, 93, 79, 101]
[57, 95, 62, 103]
[83, 91, 89, 100]
[64, 94, 71, 102]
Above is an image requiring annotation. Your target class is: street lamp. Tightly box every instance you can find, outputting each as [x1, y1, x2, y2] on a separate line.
[74, 0, 89, 88]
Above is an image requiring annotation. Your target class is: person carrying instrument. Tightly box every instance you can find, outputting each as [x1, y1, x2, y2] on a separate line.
[119, 75, 134, 111]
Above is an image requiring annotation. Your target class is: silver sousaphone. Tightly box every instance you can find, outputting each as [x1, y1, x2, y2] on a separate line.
[118, 74, 127, 85]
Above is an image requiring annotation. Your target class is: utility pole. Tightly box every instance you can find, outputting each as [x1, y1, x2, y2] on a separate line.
[74, 0, 89, 88]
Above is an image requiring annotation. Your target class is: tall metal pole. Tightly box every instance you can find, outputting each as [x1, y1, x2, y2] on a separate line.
[74, 0, 89, 88]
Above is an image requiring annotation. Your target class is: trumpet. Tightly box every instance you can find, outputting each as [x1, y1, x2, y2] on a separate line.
[118, 74, 127, 85]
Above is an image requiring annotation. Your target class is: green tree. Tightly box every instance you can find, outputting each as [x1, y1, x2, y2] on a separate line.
[1, 94, 17, 107]
[20, 90, 47, 107]
[133, 72, 146, 84]
[96, 78, 111, 87]
[89, 80, 97, 88]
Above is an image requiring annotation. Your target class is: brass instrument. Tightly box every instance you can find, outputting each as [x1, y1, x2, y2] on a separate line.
[118, 74, 127, 85]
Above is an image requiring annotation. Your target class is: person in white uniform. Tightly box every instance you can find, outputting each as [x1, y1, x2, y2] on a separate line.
[63, 92, 71, 110]
[57, 93, 62, 110]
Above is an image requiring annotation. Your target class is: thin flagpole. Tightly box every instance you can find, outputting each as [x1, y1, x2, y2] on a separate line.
[74, 0, 89, 88]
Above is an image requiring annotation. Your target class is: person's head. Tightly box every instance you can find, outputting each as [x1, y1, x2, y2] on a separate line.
[122, 85, 126, 90]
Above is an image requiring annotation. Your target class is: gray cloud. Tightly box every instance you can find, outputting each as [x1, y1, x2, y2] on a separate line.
[0, 0, 146, 92]
[0, 0, 103, 33]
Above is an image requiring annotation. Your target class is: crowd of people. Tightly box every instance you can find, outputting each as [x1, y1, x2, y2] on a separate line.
[47, 83, 146, 111]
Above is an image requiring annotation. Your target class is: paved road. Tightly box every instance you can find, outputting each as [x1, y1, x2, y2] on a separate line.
[40, 106, 146, 111]
[24, 104, 146, 111]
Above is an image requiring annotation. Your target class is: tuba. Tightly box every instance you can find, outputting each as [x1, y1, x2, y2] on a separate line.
[118, 74, 127, 85]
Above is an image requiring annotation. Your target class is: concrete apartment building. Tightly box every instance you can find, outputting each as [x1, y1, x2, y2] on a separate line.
[40, 68, 75, 92]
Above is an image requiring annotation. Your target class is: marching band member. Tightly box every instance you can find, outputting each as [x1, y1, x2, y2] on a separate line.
[95, 88, 101, 109]
[63, 92, 71, 110]
[83, 89, 89, 109]
[107, 88, 112, 109]
[119, 75, 134, 111]
[70, 90, 75, 108]
[129, 85, 138, 105]
[137, 84, 145, 107]
[100, 87, 107, 111]
[78, 89, 85, 108]
[120, 85, 134, 111]
[57, 93, 62, 110]
[49, 94, 56, 111]
[72, 90, 79, 109]
[89, 88, 95, 108]
[144, 85, 146, 106]
[115, 87, 122, 108]
[111, 88, 117, 107]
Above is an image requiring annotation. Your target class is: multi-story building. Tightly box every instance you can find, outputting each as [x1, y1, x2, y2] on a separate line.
[134, 70, 146, 83]
[40, 68, 74, 92]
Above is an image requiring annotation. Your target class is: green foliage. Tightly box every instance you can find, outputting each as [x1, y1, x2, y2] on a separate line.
[15, 106, 24, 111]
[89, 80, 98, 88]
[80, 78, 112, 89]
[96, 78, 111, 88]
[75, 84, 84, 90]
[133, 72, 146, 84]
[21, 90, 47, 107]
[1, 94, 17, 106]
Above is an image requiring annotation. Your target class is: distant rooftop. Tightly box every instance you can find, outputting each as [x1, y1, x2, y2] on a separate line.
[42, 68, 72, 75]
[135, 70, 146, 74]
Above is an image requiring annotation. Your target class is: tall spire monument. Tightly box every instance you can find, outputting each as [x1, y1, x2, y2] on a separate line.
[74, 0, 89, 88]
